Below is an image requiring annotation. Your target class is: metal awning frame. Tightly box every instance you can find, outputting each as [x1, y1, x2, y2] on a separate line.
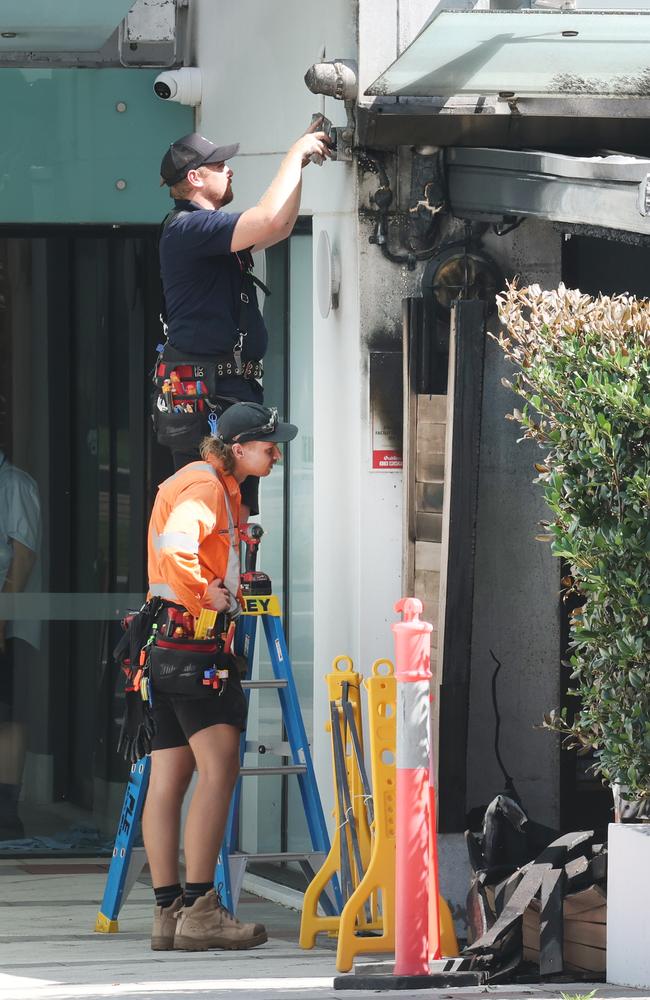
[444, 145, 650, 238]
[357, 99, 650, 156]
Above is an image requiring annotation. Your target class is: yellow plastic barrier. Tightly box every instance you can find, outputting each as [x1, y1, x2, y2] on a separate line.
[300, 656, 460, 969]
[336, 659, 459, 970]
[335, 659, 397, 970]
[440, 896, 459, 959]
[300, 655, 374, 947]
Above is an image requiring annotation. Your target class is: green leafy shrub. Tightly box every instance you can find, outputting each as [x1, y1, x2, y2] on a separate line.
[494, 282, 650, 798]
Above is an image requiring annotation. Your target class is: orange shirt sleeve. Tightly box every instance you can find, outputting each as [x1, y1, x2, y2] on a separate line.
[157, 480, 223, 617]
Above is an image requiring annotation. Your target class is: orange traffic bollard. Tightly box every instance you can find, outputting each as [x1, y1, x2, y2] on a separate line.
[392, 597, 437, 977]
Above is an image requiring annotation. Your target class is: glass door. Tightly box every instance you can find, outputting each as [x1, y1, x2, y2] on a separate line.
[0, 227, 164, 852]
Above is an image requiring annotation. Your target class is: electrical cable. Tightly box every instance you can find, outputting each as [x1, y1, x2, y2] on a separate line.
[489, 649, 517, 796]
[491, 218, 525, 238]
[360, 149, 444, 268]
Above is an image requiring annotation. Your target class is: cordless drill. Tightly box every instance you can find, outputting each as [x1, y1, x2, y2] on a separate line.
[240, 523, 272, 596]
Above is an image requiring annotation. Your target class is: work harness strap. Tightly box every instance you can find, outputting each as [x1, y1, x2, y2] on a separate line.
[215, 469, 242, 618]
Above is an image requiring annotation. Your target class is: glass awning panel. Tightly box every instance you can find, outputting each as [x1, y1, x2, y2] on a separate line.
[365, 10, 650, 99]
[0, 0, 135, 52]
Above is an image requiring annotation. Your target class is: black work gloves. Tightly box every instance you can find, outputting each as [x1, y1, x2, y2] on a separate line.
[117, 688, 156, 764]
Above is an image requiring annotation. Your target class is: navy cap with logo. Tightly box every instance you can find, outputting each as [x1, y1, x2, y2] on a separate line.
[160, 132, 240, 187]
[215, 404, 298, 445]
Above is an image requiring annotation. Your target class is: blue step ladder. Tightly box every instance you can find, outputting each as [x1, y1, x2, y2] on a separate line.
[95, 537, 340, 933]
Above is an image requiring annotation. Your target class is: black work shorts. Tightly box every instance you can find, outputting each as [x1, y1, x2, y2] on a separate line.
[151, 677, 248, 752]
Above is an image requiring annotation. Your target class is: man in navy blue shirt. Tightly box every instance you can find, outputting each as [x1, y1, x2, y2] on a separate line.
[155, 125, 331, 517]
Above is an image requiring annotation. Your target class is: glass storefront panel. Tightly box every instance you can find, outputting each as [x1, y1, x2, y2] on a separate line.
[0, 228, 164, 852]
[0, 222, 313, 869]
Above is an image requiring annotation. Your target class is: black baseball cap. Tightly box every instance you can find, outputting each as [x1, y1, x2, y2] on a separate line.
[160, 132, 239, 186]
[215, 404, 298, 445]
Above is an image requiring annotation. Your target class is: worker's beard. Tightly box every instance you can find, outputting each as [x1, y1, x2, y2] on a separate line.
[220, 184, 234, 207]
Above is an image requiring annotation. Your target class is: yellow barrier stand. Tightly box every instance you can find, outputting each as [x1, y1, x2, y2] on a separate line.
[299, 655, 374, 947]
[335, 659, 397, 970]
[300, 656, 459, 967]
[335, 659, 459, 972]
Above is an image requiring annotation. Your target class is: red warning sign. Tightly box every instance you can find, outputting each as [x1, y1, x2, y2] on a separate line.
[372, 449, 403, 470]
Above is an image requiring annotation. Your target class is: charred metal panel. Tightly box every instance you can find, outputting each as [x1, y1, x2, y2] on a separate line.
[446, 147, 650, 236]
[357, 104, 650, 156]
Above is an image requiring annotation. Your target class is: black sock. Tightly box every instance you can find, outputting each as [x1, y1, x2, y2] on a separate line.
[153, 883, 182, 909]
[183, 881, 213, 907]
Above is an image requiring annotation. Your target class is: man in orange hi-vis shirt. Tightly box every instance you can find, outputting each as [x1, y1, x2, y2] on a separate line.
[131, 402, 296, 953]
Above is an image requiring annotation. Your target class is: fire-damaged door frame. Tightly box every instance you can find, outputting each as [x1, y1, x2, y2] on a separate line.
[403, 296, 487, 832]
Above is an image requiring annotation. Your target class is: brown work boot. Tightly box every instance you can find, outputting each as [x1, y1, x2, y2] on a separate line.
[151, 894, 183, 951]
[174, 889, 267, 951]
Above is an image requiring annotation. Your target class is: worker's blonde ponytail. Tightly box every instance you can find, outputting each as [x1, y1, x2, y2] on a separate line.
[199, 435, 236, 475]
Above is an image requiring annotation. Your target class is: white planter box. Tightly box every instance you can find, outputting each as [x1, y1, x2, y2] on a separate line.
[607, 822, 650, 988]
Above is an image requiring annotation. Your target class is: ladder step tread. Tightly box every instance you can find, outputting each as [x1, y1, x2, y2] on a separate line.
[230, 852, 325, 863]
[242, 679, 288, 689]
[244, 740, 292, 756]
[240, 765, 307, 776]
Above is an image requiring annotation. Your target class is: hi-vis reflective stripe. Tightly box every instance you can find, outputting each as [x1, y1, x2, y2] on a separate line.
[219, 476, 240, 605]
[158, 461, 217, 490]
[153, 530, 199, 554]
[396, 681, 431, 770]
[149, 582, 180, 602]
[240, 594, 281, 617]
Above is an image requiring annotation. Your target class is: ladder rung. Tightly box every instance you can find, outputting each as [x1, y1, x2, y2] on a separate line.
[244, 740, 292, 757]
[240, 765, 307, 776]
[230, 852, 323, 863]
[242, 679, 288, 689]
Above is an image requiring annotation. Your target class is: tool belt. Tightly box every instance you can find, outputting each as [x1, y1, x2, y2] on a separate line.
[151, 353, 263, 452]
[148, 640, 234, 698]
[154, 356, 263, 388]
[116, 601, 242, 698]
[114, 600, 243, 761]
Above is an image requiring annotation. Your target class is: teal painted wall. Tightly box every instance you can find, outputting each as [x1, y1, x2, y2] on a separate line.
[1, 69, 193, 224]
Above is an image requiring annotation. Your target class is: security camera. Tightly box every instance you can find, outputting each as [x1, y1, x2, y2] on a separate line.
[153, 68, 202, 106]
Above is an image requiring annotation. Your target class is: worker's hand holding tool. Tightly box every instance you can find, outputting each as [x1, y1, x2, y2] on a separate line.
[204, 577, 232, 613]
[293, 116, 334, 168]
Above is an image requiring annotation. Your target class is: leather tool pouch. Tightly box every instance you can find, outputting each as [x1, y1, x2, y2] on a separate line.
[152, 401, 205, 452]
[151, 390, 237, 451]
[148, 638, 233, 698]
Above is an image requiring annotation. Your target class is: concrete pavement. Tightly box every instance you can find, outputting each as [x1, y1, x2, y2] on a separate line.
[1, 859, 648, 1000]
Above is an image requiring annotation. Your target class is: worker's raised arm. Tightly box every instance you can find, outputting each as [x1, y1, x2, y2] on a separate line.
[230, 124, 332, 253]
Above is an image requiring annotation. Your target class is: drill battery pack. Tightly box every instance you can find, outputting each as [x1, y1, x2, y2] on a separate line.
[241, 571, 272, 596]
